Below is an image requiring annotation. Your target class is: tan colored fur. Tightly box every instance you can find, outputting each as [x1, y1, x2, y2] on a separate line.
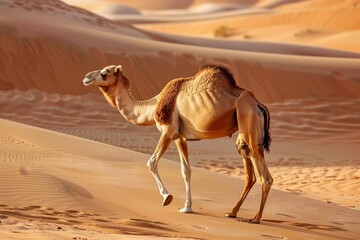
[98, 74, 130, 108]
[155, 66, 241, 125]
[196, 65, 239, 90]
[98, 85, 117, 107]
[83, 64, 272, 222]
[243, 91, 271, 152]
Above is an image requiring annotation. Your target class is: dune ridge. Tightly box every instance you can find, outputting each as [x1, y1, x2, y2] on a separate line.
[1, 28, 360, 102]
[139, 0, 360, 53]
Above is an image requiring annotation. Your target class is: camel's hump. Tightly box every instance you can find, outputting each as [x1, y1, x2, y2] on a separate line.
[184, 65, 241, 96]
[196, 65, 237, 87]
[155, 65, 240, 125]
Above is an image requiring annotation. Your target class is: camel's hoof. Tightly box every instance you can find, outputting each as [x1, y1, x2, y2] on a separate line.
[248, 218, 260, 224]
[224, 212, 237, 218]
[178, 207, 193, 213]
[162, 194, 173, 206]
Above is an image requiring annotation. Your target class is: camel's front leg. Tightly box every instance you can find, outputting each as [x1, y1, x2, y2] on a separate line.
[147, 133, 173, 206]
[175, 137, 193, 213]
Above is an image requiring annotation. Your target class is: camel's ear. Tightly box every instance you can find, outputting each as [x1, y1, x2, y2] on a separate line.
[114, 65, 123, 76]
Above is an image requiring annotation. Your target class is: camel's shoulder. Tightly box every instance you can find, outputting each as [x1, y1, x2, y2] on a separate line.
[155, 77, 191, 124]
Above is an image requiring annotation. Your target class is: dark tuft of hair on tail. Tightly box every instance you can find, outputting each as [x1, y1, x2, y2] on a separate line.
[258, 104, 271, 153]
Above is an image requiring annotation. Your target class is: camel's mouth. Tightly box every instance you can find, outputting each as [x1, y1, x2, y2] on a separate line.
[83, 78, 94, 86]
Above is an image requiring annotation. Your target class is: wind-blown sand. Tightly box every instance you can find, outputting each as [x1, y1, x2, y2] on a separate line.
[0, 0, 359, 239]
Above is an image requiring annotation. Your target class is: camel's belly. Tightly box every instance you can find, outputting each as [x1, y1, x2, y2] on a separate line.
[177, 91, 238, 140]
[179, 119, 238, 141]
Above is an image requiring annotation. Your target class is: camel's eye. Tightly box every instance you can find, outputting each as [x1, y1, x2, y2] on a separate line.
[100, 72, 107, 80]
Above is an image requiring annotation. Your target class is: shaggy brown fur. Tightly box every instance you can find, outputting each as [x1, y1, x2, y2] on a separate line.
[257, 102, 271, 153]
[155, 77, 190, 124]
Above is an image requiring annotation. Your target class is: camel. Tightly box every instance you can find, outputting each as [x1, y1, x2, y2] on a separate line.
[83, 64, 273, 223]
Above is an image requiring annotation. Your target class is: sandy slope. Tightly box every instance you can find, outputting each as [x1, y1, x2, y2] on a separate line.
[1, 118, 359, 240]
[1, 0, 360, 102]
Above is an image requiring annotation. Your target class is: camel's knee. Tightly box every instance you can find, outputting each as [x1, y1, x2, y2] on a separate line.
[181, 165, 191, 181]
[236, 140, 251, 158]
[268, 175, 274, 187]
[261, 174, 273, 191]
[147, 157, 157, 172]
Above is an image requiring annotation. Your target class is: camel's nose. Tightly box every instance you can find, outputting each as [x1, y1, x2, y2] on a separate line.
[83, 70, 99, 86]
[85, 70, 98, 78]
[83, 77, 94, 86]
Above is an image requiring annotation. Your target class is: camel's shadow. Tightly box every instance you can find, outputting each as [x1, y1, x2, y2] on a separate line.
[262, 218, 346, 231]
[258, 218, 347, 239]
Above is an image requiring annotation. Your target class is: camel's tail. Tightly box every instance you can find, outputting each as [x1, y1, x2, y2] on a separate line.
[257, 102, 271, 153]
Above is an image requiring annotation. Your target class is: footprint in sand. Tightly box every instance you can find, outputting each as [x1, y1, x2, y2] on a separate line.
[192, 225, 208, 230]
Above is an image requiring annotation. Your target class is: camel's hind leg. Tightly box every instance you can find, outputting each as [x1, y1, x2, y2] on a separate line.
[248, 144, 273, 223]
[225, 138, 256, 218]
[147, 133, 173, 206]
[226, 101, 273, 223]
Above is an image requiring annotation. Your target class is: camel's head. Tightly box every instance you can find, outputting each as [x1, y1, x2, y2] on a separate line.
[83, 65, 126, 88]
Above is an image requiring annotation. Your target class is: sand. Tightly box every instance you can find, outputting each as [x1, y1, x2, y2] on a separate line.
[138, 0, 360, 53]
[1, 118, 359, 239]
[0, 0, 359, 239]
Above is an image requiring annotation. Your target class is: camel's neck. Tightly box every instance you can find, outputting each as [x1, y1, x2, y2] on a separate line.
[99, 83, 157, 126]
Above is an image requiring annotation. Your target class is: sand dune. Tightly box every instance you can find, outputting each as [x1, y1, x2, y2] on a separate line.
[1, 0, 360, 102]
[0, 0, 359, 239]
[147, 31, 360, 58]
[1, 118, 359, 240]
[101, 8, 270, 24]
[64, 0, 195, 11]
[139, 0, 360, 53]
[64, 0, 258, 12]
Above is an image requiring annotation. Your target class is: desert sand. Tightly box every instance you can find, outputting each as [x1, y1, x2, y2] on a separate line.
[0, 0, 359, 239]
